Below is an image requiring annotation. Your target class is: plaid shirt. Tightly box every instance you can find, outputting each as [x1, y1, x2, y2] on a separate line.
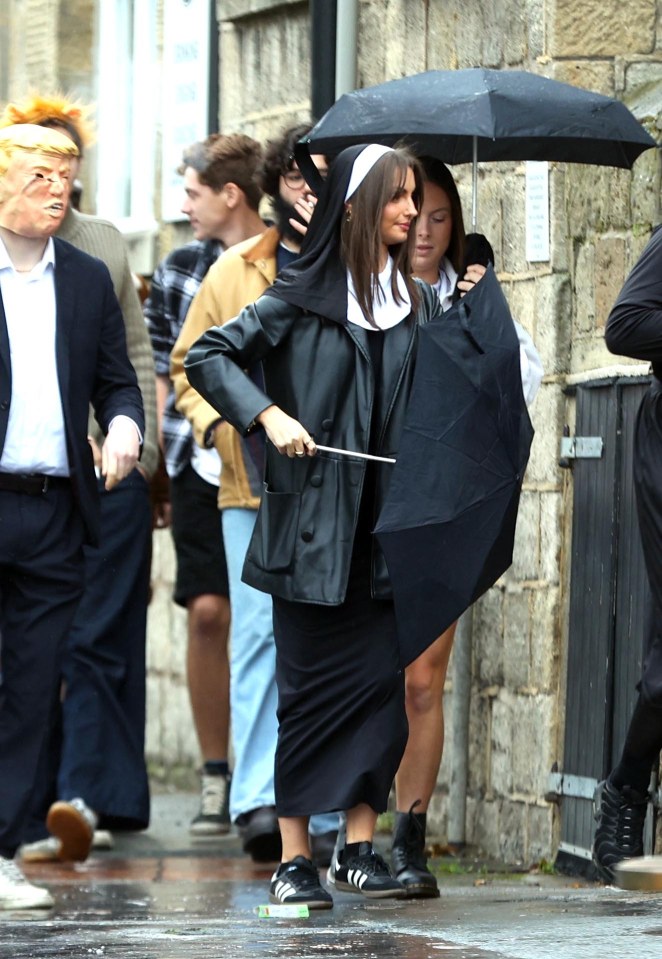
[145, 240, 222, 477]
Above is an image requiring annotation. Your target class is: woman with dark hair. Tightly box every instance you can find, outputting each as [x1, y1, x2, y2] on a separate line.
[389, 157, 543, 898]
[185, 143, 458, 909]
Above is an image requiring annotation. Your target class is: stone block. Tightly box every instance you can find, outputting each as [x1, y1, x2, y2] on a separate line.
[511, 490, 540, 581]
[473, 590, 504, 687]
[498, 798, 527, 864]
[540, 491, 562, 585]
[467, 689, 491, 796]
[527, 803, 555, 862]
[510, 695, 555, 797]
[530, 587, 561, 691]
[426, 0, 530, 70]
[471, 797, 500, 856]
[551, 60, 615, 96]
[524, 387, 565, 487]
[358, 0, 427, 86]
[490, 693, 514, 795]
[548, 0, 656, 57]
[594, 238, 627, 329]
[502, 590, 531, 689]
[533, 274, 572, 376]
[573, 241, 596, 334]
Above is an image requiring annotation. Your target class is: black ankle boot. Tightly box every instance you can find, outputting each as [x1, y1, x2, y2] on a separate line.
[391, 802, 440, 899]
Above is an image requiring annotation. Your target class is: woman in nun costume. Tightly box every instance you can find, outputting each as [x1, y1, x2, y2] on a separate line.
[185, 143, 460, 909]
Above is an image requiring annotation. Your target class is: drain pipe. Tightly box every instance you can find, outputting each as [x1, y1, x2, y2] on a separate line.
[335, 0, 358, 98]
[448, 609, 473, 849]
[310, 0, 337, 120]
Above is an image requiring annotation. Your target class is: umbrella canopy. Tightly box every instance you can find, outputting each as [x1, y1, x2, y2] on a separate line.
[301, 67, 657, 167]
[297, 67, 658, 228]
[374, 266, 534, 667]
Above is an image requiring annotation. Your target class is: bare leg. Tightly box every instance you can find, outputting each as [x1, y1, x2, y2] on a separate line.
[395, 622, 457, 812]
[279, 815, 311, 861]
[186, 593, 231, 760]
[346, 803, 378, 844]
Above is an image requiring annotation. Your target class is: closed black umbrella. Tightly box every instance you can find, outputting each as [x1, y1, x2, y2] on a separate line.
[298, 67, 658, 226]
[374, 266, 534, 667]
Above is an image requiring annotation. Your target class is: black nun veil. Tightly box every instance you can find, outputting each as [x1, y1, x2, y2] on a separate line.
[263, 143, 376, 324]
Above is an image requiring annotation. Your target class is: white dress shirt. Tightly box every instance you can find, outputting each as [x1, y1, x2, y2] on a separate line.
[0, 237, 70, 475]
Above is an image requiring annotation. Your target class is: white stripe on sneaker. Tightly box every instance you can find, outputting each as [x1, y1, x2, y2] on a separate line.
[274, 880, 297, 901]
[347, 868, 368, 889]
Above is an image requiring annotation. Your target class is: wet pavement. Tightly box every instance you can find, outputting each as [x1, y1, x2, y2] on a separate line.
[2, 792, 662, 959]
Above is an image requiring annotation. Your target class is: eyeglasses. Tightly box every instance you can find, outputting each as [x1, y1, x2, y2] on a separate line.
[283, 168, 328, 188]
[282, 170, 306, 188]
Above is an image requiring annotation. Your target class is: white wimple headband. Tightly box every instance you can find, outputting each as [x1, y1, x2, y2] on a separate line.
[344, 144, 395, 201]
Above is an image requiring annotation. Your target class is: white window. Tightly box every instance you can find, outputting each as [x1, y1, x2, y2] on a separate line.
[95, 0, 158, 269]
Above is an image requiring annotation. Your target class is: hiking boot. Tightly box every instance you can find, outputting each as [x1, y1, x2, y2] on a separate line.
[46, 797, 96, 862]
[190, 771, 231, 837]
[269, 856, 333, 910]
[329, 841, 405, 899]
[0, 857, 54, 910]
[392, 803, 440, 898]
[593, 778, 648, 883]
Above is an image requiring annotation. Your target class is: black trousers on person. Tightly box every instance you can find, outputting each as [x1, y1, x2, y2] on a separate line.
[24, 470, 152, 842]
[633, 379, 662, 709]
[0, 486, 85, 858]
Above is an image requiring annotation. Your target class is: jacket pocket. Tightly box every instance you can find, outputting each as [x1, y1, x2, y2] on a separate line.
[246, 487, 301, 572]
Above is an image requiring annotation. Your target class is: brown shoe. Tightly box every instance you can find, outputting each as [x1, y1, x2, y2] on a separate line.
[46, 799, 96, 862]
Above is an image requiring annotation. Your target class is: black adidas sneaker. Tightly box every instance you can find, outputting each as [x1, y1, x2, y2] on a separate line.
[269, 856, 333, 909]
[329, 841, 405, 899]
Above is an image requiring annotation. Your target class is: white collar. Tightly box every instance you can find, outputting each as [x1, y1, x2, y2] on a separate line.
[0, 236, 55, 278]
[347, 256, 411, 330]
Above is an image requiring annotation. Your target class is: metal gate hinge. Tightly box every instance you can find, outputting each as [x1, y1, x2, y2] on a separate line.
[559, 435, 603, 467]
[545, 771, 599, 804]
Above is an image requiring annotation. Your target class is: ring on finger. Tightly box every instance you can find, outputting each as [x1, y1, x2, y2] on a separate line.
[295, 450, 305, 457]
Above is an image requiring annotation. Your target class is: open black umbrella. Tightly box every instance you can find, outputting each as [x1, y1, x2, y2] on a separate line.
[298, 67, 658, 227]
[374, 266, 534, 667]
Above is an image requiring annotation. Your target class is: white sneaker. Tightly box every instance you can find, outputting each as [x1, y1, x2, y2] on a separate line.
[189, 772, 231, 836]
[18, 837, 61, 863]
[92, 829, 114, 850]
[0, 857, 54, 909]
[20, 827, 112, 863]
[46, 797, 97, 862]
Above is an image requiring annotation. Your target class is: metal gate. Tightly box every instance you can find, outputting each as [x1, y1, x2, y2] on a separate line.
[551, 376, 652, 875]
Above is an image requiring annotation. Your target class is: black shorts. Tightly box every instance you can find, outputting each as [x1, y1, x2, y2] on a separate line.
[169, 463, 229, 606]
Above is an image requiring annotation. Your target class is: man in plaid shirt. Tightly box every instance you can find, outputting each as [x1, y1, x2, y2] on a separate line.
[145, 133, 265, 836]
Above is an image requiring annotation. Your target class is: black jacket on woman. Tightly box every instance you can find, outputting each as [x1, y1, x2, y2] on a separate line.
[185, 279, 441, 605]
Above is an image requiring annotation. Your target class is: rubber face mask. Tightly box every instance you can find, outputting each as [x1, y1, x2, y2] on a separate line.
[0, 150, 71, 238]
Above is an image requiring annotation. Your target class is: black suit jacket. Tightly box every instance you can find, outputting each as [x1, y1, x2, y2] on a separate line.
[0, 237, 145, 545]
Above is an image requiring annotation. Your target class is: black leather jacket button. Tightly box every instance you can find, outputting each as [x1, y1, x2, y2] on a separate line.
[310, 475, 322, 488]
[321, 418, 333, 431]
[301, 530, 313, 543]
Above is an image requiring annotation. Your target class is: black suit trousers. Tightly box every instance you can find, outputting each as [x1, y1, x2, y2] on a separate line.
[0, 486, 85, 858]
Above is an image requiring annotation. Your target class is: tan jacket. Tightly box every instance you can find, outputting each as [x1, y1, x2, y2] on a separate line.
[171, 227, 279, 509]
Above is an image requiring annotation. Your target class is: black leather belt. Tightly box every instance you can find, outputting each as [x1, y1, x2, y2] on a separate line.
[0, 472, 71, 495]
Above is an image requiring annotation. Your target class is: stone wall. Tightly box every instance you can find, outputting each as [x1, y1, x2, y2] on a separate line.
[2, 0, 661, 862]
[204, 0, 661, 865]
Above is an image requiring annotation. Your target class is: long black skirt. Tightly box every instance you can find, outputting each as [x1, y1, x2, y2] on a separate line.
[272, 547, 408, 817]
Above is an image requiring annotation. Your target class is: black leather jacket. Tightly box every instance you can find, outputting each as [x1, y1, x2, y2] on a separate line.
[185, 279, 441, 604]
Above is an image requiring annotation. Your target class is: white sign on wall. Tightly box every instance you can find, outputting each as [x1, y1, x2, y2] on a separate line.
[525, 161, 550, 263]
[161, 0, 211, 222]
